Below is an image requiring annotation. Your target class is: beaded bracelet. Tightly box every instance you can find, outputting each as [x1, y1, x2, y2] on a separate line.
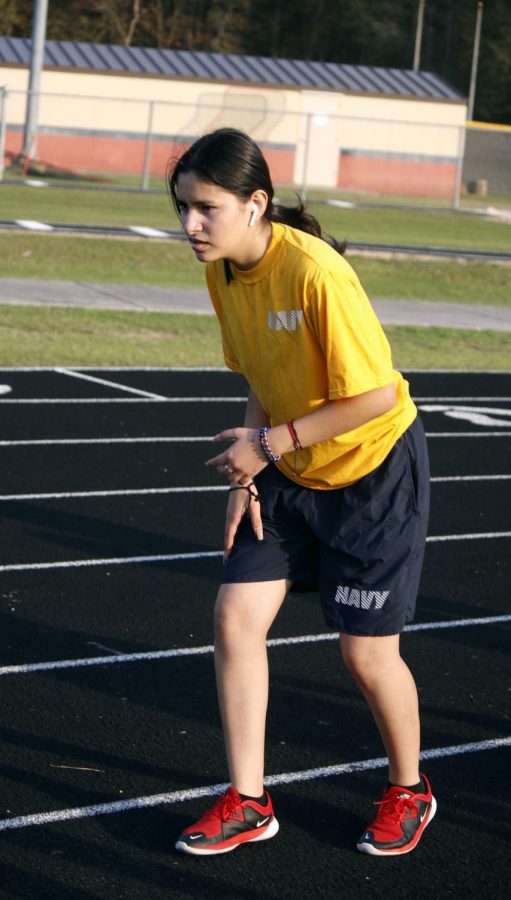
[258, 426, 281, 463]
[286, 419, 302, 451]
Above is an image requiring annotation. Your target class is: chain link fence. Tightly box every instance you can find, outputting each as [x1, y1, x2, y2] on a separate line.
[463, 122, 511, 202]
[1, 87, 510, 210]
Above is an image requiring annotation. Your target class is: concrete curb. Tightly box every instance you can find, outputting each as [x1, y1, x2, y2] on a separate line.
[0, 278, 510, 331]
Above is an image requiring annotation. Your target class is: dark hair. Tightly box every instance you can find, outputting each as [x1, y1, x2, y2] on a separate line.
[167, 127, 345, 256]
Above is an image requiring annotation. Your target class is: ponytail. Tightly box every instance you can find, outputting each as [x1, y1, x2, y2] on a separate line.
[270, 198, 346, 256]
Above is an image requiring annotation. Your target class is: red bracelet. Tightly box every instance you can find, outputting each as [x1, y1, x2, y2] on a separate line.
[287, 419, 302, 451]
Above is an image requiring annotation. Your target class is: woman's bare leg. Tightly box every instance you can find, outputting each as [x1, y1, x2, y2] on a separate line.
[214, 579, 290, 796]
[340, 633, 421, 786]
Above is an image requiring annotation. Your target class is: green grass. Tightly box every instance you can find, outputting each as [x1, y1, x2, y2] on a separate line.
[0, 305, 508, 370]
[0, 233, 196, 287]
[0, 183, 174, 228]
[3, 166, 165, 192]
[350, 256, 511, 306]
[279, 185, 511, 211]
[1, 183, 509, 371]
[1, 233, 509, 306]
[0, 306, 224, 367]
[1, 181, 511, 251]
[318, 204, 511, 253]
[6, 168, 511, 211]
[384, 326, 510, 371]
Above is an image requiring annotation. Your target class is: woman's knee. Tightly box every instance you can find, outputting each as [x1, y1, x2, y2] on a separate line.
[214, 588, 245, 646]
[339, 633, 401, 686]
[214, 581, 287, 647]
[340, 643, 370, 684]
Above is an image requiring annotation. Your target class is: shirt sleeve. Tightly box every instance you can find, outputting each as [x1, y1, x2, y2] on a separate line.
[307, 265, 395, 399]
[205, 264, 242, 373]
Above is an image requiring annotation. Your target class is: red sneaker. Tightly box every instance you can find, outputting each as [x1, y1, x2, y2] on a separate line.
[357, 774, 437, 856]
[175, 787, 279, 856]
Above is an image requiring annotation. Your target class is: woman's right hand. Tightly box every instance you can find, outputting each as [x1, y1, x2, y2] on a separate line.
[224, 483, 263, 560]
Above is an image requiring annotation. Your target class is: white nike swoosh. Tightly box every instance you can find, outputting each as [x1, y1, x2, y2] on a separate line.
[256, 816, 271, 827]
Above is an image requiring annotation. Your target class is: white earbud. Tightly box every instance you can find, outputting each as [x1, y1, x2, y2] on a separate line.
[248, 204, 258, 227]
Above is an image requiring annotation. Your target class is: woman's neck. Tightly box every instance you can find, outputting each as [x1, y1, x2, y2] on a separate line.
[230, 221, 273, 270]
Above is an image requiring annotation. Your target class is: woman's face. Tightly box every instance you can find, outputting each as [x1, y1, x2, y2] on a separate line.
[175, 171, 263, 267]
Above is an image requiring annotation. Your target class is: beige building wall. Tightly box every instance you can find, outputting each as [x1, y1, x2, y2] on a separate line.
[1, 63, 467, 191]
[339, 94, 466, 159]
[1, 65, 297, 136]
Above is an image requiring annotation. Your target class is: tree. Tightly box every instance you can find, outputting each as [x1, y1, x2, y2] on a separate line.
[89, 0, 143, 47]
[0, 0, 33, 35]
[2, 0, 510, 122]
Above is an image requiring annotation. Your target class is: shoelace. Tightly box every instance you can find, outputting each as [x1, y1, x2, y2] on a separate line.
[213, 790, 244, 823]
[374, 794, 418, 822]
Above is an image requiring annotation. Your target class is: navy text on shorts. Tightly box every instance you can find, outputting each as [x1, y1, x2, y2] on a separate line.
[222, 416, 430, 636]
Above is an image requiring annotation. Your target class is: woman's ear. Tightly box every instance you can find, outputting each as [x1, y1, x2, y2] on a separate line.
[249, 190, 269, 223]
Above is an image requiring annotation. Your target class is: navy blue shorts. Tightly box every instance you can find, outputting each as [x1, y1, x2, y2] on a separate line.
[222, 417, 430, 636]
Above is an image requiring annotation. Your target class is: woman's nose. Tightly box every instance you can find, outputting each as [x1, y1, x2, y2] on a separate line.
[183, 209, 201, 235]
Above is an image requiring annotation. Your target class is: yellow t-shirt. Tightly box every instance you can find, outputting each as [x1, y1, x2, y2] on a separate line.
[206, 222, 416, 489]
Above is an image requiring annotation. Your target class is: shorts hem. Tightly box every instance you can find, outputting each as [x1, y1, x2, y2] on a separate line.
[336, 628, 405, 637]
[324, 615, 414, 636]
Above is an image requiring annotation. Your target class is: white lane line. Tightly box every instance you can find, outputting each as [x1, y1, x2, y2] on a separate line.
[326, 199, 356, 208]
[0, 432, 508, 449]
[0, 427, 510, 452]
[1, 366, 509, 374]
[405, 614, 511, 632]
[0, 436, 212, 447]
[129, 226, 170, 238]
[266, 737, 511, 785]
[413, 394, 511, 403]
[14, 219, 54, 231]
[0, 394, 510, 420]
[0, 614, 509, 678]
[0, 367, 509, 378]
[418, 405, 511, 428]
[0, 475, 507, 503]
[55, 368, 168, 400]
[2, 392, 504, 403]
[0, 551, 224, 573]
[0, 532, 509, 573]
[0, 737, 508, 832]
[0, 366, 231, 372]
[428, 531, 511, 542]
[416, 397, 511, 402]
[426, 432, 510, 438]
[431, 475, 511, 483]
[420, 405, 511, 415]
[0, 485, 226, 501]
[0, 397, 246, 404]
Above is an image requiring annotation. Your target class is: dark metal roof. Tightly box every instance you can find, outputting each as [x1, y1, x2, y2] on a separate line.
[0, 36, 464, 101]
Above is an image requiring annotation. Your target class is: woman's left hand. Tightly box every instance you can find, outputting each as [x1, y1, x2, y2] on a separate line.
[206, 427, 268, 483]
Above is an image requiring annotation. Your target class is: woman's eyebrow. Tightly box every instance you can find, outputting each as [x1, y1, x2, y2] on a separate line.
[176, 192, 217, 206]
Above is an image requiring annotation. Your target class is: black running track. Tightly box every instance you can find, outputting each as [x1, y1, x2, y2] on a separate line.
[0, 367, 509, 900]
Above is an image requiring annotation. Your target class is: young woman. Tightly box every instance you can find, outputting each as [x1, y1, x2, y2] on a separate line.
[168, 128, 436, 857]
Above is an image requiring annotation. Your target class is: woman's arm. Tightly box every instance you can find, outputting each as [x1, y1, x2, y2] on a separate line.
[207, 382, 397, 478]
[268, 382, 397, 457]
[208, 383, 396, 554]
[244, 388, 270, 429]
